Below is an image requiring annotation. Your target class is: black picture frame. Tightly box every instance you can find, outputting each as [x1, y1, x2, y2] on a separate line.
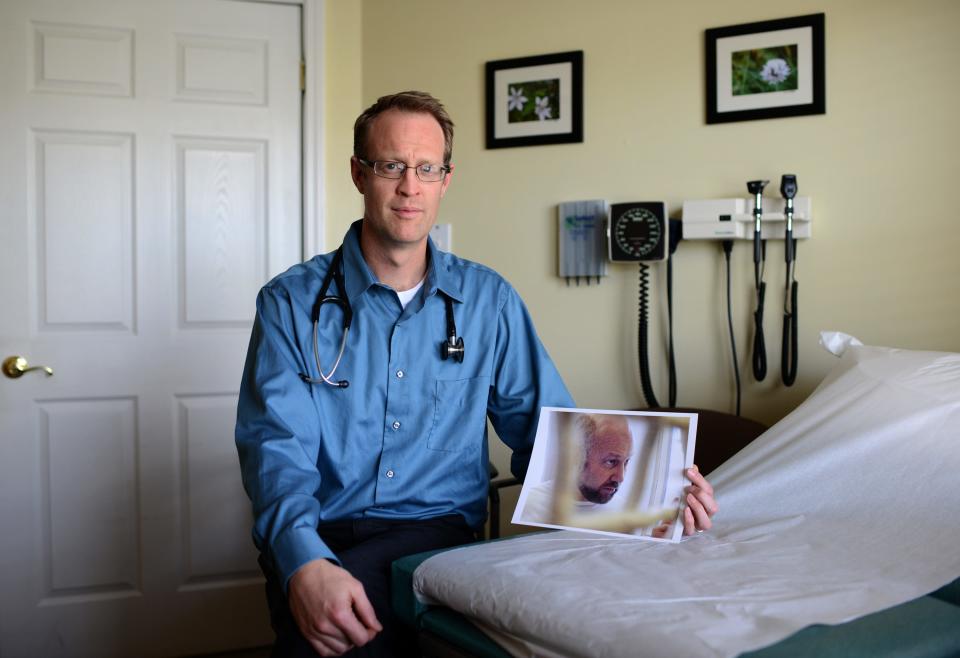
[705, 13, 825, 124]
[485, 50, 583, 149]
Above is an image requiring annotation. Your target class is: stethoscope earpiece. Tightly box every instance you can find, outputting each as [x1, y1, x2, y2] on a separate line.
[299, 372, 349, 388]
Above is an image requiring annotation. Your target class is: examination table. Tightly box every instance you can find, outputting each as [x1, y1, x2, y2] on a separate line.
[393, 552, 960, 658]
[392, 337, 960, 657]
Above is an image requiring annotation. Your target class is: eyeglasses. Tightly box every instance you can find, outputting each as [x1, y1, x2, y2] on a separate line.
[357, 158, 450, 183]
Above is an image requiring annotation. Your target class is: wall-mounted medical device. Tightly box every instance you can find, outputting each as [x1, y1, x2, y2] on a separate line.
[780, 174, 800, 387]
[681, 196, 812, 240]
[606, 201, 673, 409]
[608, 202, 668, 262]
[556, 199, 674, 408]
[557, 200, 609, 285]
[681, 175, 809, 402]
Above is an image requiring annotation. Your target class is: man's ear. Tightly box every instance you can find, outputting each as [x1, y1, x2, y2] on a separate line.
[439, 163, 454, 198]
[350, 156, 365, 193]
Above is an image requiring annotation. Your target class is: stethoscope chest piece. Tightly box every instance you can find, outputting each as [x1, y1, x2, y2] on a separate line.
[441, 335, 465, 362]
[439, 295, 465, 363]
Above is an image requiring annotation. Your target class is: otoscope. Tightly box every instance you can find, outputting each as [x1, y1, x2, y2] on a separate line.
[747, 179, 769, 382]
[780, 174, 799, 386]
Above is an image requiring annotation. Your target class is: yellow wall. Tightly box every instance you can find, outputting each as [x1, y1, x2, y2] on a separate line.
[326, 0, 960, 487]
[323, 0, 363, 240]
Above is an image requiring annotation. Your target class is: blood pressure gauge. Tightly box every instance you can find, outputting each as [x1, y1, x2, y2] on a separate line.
[607, 202, 668, 262]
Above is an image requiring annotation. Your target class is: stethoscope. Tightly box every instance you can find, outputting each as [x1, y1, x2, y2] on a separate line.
[298, 246, 464, 389]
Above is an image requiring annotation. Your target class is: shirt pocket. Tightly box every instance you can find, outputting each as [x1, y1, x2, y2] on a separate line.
[426, 376, 491, 452]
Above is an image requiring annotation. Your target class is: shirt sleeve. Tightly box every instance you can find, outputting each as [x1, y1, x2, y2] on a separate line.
[487, 284, 575, 481]
[235, 285, 338, 592]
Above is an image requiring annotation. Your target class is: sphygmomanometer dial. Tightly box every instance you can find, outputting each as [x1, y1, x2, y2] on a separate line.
[614, 207, 662, 258]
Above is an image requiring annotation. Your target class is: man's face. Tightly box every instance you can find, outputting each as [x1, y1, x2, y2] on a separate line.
[578, 419, 632, 504]
[350, 109, 453, 252]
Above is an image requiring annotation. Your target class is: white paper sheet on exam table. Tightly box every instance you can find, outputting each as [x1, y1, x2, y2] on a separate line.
[414, 335, 960, 658]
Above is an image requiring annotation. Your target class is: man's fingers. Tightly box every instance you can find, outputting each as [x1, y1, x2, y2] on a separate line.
[352, 587, 383, 634]
[686, 485, 719, 516]
[307, 633, 351, 657]
[330, 603, 378, 648]
[295, 596, 353, 646]
[308, 589, 379, 650]
[685, 466, 719, 527]
[304, 615, 351, 648]
[651, 522, 670, 538]
[685, 466, 714, 495]
[287, 559, 382, 654]
[682, 506, 696, 535]
[686, 493, 712, 532]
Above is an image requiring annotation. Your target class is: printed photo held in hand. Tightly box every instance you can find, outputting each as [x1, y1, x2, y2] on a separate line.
[514, 408, 698, 542]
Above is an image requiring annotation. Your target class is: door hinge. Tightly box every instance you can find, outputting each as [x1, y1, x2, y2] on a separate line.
[300, 59, 306, 92]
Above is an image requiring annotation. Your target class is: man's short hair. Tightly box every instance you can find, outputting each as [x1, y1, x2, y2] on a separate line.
[575, 414, 631, 461]
[575, 414, 603, 462]
[353, 90, 455, 165]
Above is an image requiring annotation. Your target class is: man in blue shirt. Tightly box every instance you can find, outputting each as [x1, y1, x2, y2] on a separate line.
[236, 91, 717, 657]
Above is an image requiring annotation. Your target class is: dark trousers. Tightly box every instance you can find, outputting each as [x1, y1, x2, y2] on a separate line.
[261, 515, 478, 658]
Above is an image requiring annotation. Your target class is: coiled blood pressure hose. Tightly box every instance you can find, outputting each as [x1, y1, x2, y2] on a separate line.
[638, 262, 660, 408]
[637, 257, 677, 410]
[780, 174, 799, 386]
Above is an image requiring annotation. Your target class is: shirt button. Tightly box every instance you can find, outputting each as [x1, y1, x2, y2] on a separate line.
[386, 469, 395, 478]
[392, 420, 401, 430]
[396, 370, 404, 378]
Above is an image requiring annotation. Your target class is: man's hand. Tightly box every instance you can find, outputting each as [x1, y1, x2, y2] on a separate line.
[653, 465, 719, 538]
[288, 558, 382, 656]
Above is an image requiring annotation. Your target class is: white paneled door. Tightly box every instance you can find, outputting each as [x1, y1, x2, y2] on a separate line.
[0, 1, 302, 655]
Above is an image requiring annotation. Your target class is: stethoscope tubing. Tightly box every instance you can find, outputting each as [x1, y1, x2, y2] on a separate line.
[300, 248, 352, 388]
[311, 311, 349, 387]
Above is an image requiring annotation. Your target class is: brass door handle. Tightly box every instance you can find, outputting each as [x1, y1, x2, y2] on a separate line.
[2, 356, 54, 379]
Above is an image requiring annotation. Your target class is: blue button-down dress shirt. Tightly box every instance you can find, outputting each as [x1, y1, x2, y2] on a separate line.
[235, 220, 574, 589]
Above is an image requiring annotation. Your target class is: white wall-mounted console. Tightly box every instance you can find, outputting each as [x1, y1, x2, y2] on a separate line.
[681, 197, 812, 241]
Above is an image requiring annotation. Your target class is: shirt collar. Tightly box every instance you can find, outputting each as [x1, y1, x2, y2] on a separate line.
[340, 220, 378, 301]
[340, 219, 464, 303]
[425, 230, 463, 303]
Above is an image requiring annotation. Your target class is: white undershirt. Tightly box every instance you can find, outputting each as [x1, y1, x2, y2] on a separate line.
[396, 277, 426, 309]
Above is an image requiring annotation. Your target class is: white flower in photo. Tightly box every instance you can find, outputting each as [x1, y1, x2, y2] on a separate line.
[507, 86, 528, 112]
[760, 58, 791, 84]
[534, 95, 552, 120]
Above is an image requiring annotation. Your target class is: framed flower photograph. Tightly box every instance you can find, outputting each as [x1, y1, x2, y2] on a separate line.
[485, 50, 583, 149]
[706, 14, 825, 124]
